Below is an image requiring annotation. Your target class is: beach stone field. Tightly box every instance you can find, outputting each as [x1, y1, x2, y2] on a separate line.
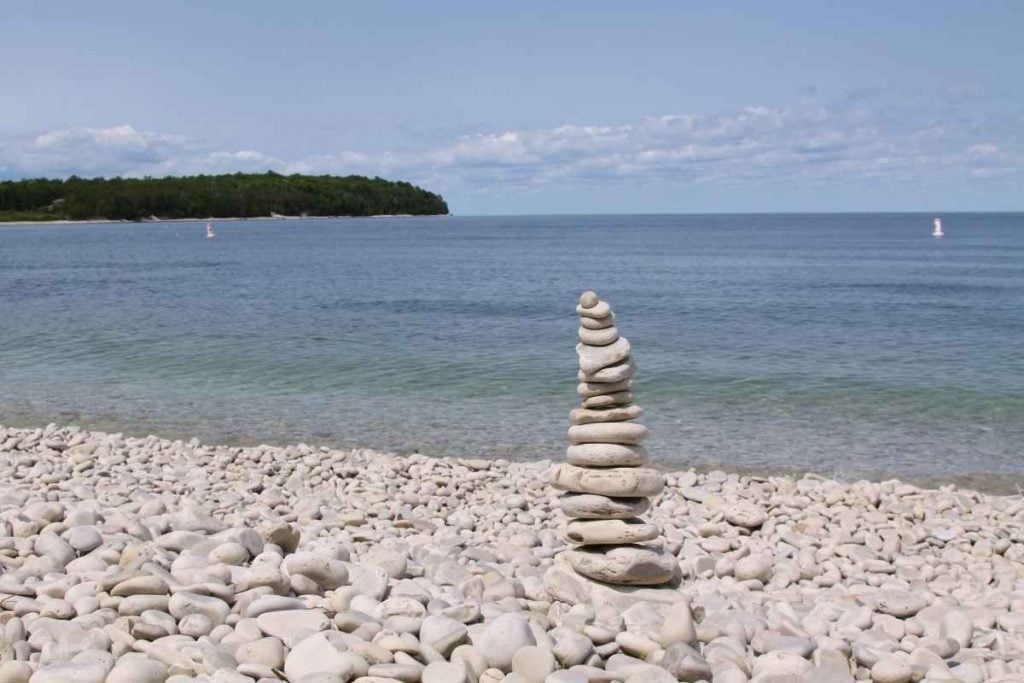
[0, 426, 1023, 682]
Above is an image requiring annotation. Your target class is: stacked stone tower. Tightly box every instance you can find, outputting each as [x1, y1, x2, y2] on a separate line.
[550, 291, 676, 585]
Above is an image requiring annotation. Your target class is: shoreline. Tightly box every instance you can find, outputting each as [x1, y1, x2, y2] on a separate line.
[0, 421, 1021, 680]
[0, 214, 449, 227]
[2, 412, 1019, 495]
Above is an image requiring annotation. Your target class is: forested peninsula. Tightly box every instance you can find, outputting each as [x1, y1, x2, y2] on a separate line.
[0, 173, 449, 221]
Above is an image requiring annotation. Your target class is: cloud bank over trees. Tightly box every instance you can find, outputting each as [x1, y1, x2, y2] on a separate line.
[2, 94, 1020, 212]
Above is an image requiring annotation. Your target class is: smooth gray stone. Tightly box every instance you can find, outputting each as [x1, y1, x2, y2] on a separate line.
[423, 661, 469, 683]
[578, 359, 636, 383]
[167, 591, 230, 626]
[660, 642, 712, 682]
[512, 646, 557, 683]
[570, 405, 644, 425]
[581, 391, 634, 409]
[559, 493, 650, 520]
[576, 338, 631, 373]
[578, 326, 619, 346]
[568, 422, 647, 445]
[283, 552, 348, 589]
[566, 443, 649, 467]
[284, 631, 353, 681]
[576, 301, 612, 319]
[106, 653, 169, 683]
[875, 590, 929, 618]
[565, 545, 678, 586]
[544, 562, 684, 613]
[111, 575, 169, 597]
[256, 609, 330, 646]
[579, 291, 600, 308]
[577, 378, 632, 398]
[551, 464, 664, 497]
[420, 615, 469, 657]
[564, 519, 660, 546]
[580, 314, 615, 330]
[472, 613, 536, 672]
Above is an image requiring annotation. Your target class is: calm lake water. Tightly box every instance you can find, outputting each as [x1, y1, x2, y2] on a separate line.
[1, 214, 1022, 486]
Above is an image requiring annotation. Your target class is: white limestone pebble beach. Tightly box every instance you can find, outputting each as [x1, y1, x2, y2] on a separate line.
[1, 422, 1024, 682]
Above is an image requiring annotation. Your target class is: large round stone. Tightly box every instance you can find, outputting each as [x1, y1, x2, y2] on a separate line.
[473, 613, 536, 671]
[565, 519, 660, 546]
[566, 443, 648, 467]
[568, 422, 647, 445]
[560, 493, 650, 519]
[551, 464, 664, 497]
[570, 405, 644, 425]
[565, 545, 678, 585]
[577, 338, 631, 373]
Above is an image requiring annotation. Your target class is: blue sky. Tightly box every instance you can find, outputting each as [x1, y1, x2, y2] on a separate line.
[1, 1, 1021, 213]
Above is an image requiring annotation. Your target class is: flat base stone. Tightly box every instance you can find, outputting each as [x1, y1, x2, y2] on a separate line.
[543, 560, 684, 614]
[565, 545, 678, 585]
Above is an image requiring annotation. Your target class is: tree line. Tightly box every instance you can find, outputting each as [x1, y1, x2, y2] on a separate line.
[0, 172, 449, 221]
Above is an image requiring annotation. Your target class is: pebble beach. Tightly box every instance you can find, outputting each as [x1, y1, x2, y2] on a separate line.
[1, 422, 1022, 683]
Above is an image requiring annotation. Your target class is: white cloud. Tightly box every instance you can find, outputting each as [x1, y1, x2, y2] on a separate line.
[1, 98, 1020, 199]
[9, 125, 188, 177]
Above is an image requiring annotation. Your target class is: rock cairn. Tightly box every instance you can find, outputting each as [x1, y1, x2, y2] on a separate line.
[551, 291, 677, 586]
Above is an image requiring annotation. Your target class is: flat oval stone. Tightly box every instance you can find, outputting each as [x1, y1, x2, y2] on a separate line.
[723, 505, 766, 529]
[551, 464, 664, 497]
[577, 301, 611, 319]
[570, 405, 643, 425]
[582, 391, 634, 409]
[579, 359, 636, 383]
[283, 552, 348, 589]
[577, 379, 632, 398]
[565, 519, 660, 546]
[568, 422, 647, 445]
[111, 575, 169, 597]
[566, 443, 648, 467]
[565, 545, 677, 585]
[875, 590, 929, 618]
[560, 493, 650, 519]
[577, 338, 631, 373]
[580, 314, 615, 330]
[578, 326, 619, 346]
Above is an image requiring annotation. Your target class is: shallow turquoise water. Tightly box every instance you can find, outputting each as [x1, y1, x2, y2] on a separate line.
[1, 214, 1021, 483]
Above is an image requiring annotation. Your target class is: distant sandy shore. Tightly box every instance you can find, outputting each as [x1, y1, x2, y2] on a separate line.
[0, 213, 438, 227]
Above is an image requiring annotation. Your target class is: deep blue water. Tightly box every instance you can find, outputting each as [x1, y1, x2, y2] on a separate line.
[1, 214, 1022, 486]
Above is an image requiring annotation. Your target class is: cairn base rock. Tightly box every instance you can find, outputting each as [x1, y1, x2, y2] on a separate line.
[543, 561, 683, 614]
[565, 545, 678, 585]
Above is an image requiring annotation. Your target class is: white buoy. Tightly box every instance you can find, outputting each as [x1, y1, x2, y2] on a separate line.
[932, 217, 944, 238]
[206, 223, 216, 239]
